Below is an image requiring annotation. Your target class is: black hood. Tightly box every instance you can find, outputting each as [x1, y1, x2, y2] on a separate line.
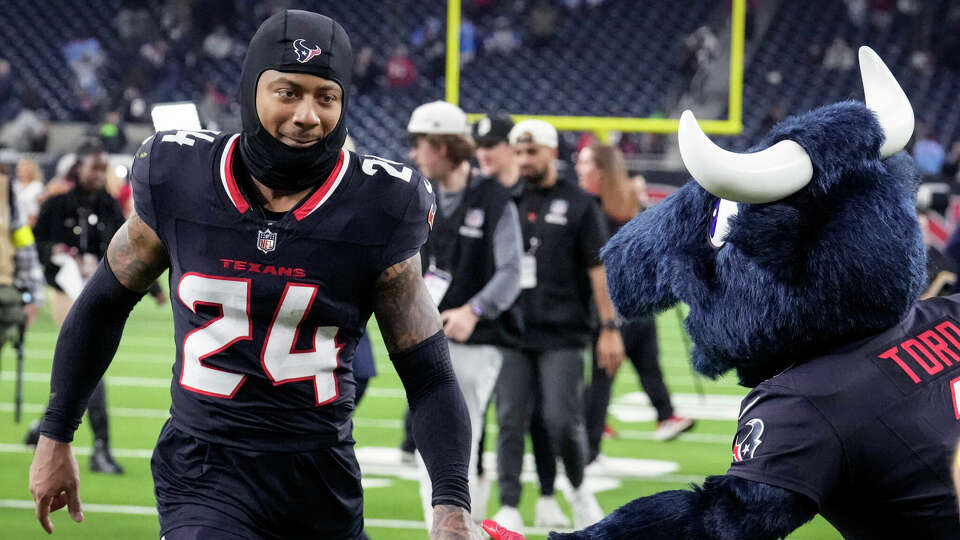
[238, 9, 353, 191]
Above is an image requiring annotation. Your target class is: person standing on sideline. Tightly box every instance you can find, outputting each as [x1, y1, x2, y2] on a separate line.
[473, 114, 521, 196]
[13, 158, 44, 227]
[408, 100, 525, 525]
[492, 120, 623, 534]
[472, 113, 565, 528]
[576, 143, 694, 459]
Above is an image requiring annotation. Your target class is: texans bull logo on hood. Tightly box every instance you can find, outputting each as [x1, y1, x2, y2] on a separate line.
[732, 418, 764, 462]
[293, 38, 323, 63]
[601, 47, 922, 387]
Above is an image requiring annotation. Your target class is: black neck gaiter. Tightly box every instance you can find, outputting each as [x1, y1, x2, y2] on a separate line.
[237, 10, 353, 191]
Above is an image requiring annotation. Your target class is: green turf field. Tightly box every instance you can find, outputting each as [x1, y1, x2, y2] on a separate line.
[0, 289, 842, 539]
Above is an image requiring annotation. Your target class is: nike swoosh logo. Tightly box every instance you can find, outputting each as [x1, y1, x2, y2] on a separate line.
[738, 396, 761, 420]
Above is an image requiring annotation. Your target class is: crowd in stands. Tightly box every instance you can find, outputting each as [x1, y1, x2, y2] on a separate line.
[2, 1, 960, 187]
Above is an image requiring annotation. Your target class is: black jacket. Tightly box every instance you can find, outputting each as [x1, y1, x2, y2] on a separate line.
[34, 187, 125, 289]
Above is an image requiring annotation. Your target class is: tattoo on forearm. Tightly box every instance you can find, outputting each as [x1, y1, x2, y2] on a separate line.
[373, 255, 442, 353]
[431, 505, 475, 540]
[106, 213, 169, 292]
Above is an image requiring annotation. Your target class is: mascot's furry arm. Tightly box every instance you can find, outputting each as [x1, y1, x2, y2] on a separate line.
[549, 475, 816, 540]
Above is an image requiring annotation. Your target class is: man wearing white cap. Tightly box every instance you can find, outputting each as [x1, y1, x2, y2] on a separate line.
[492, 119, 622, 533]
[407, 101, 525, 526]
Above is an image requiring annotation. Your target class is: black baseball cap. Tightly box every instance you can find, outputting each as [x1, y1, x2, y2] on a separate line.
[471, 114, 514, 147]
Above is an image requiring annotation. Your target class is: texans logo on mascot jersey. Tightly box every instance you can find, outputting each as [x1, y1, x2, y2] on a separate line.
[732, 418, 764, 462]
[293, 38, 323, 63]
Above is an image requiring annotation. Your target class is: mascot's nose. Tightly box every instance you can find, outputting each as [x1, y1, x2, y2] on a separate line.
[677, 46, 913, 204]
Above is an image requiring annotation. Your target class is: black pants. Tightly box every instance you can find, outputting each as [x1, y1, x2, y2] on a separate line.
[495, 348, 588, 506]
[585, 317, 672, 462]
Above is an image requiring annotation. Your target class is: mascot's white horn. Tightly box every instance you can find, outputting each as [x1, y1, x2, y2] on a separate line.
[677, 111, 812, 204]
[678, 46, 913, 203]
[859, 46, 914, 158]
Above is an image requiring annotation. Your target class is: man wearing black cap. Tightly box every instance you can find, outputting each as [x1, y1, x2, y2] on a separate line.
[472, 114, 520, 196]
[28, 10, 477, 540]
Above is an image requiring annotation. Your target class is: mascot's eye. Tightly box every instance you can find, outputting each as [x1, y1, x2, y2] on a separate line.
[708, 198, 739, 249]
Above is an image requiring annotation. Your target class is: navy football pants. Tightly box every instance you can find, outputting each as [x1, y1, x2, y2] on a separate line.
[152, 420, 364, 539]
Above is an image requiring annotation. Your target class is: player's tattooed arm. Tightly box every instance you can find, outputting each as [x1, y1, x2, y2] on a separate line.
[106, 210, 169, 292]
[373, 254, 443, 353]
[432, 505, 481, 540]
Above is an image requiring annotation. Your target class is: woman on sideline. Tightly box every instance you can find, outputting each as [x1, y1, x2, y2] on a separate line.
[13, 158, 44, 228]
[575, 142, 694, 463]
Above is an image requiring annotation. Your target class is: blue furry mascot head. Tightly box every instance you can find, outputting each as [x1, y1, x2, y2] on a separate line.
[603, 47, 922, 387]
[484, 47, 960, 540]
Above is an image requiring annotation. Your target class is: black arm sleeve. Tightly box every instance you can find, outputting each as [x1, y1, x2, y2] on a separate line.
[39, 257, 145, 442]
[390, 330, 471, 510]
[548, 475, 816, 540]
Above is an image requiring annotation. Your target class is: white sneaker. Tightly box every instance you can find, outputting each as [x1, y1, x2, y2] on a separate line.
[535, 495, 571, 528]
[584, 453, 609, 477]
[492, 505, 524, 535]
[470, 475, 491, 523]
[569, 487, 604, 529]
[653, 416, 695, 441]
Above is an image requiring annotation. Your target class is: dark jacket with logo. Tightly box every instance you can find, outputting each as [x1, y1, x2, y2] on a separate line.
[34, 187, 125, 290]
[421, 175, 522, 347]
[515, 177, 608, 350]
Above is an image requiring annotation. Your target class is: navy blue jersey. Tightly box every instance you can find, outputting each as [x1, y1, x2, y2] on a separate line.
[728, 295, 960, 538]
[130, 131, 433, 451]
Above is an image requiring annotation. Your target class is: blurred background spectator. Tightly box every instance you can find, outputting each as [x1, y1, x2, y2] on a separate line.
[13, 159, 44, 228]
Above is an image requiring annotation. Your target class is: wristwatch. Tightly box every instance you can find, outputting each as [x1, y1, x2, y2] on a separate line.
[600, 318, 621, 331]
[470, 303, 484, 318]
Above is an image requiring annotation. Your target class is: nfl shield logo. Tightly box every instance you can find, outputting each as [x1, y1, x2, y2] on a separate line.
[465, 208, 485, 228]
[550, 199, 568, 216]
[257, 228, 277, 254]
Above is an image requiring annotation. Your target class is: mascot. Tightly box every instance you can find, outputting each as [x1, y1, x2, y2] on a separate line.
[484, 47, 960, 540]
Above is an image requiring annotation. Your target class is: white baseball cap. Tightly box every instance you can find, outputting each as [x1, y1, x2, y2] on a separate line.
[407, 101, 469, 135]
[508, 119, 558, 149]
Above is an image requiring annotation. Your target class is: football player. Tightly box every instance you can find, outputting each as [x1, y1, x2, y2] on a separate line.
[28, 10, 477, 540]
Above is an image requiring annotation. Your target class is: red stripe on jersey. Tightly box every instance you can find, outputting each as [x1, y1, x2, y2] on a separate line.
[294, 149, 346, 221]
[222, 136, 250, 213]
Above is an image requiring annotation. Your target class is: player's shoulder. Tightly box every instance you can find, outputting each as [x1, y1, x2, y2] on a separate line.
[131, 130, 232, 185]
[345, 152, 434, 216]
[347, 152, 425, 190]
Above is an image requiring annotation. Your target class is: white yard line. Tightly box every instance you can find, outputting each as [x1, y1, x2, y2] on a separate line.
[0, 403, 405, 427]
[0, 443, 703, 485]
[0, 372, 404, 398]
[0, 501, 573, 535]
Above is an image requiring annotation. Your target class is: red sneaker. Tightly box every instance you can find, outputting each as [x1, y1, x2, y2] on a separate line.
[482, 519, 527, 540]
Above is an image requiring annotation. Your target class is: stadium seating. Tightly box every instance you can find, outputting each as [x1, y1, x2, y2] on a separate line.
[2, 0, 957, 159]
[728, 0, 960, 151]
[0, 0, 713, 160]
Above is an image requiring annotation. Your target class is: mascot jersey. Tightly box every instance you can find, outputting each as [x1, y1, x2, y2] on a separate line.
[728, 293, 960, 538]
[130, 130, 433, 451]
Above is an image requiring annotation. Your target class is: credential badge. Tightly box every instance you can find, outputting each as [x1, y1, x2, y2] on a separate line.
[257, 228, 277, 254]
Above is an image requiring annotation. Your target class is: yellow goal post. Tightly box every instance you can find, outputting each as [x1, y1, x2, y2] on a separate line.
[444, 0, 746, 141]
